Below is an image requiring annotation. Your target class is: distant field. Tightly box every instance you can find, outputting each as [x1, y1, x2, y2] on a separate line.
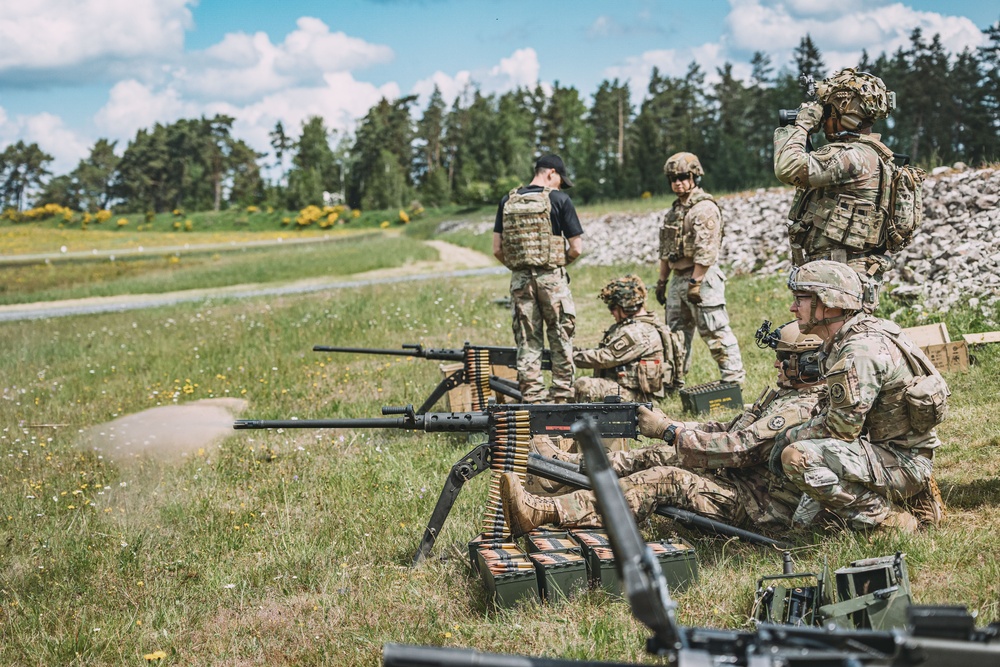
[1, 241, 997, 665]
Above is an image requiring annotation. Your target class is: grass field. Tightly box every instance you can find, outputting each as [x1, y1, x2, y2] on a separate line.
[2, 220, 999, 665]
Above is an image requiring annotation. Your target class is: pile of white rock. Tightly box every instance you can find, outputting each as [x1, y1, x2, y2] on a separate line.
[574, 166, 1000, 322]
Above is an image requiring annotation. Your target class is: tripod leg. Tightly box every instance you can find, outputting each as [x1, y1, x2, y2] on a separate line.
[417, 368, 466, 414]
[411, 443, 492, 566]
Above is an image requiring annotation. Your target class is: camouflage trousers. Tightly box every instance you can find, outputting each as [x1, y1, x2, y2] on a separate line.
[510, 267, 576, 402]
[573, 377, 647, 404]
[552, 466, 745, 527]
[524, 439, 674, 496]
[666, 266, 745, 384]
[782, 437, 933, 529]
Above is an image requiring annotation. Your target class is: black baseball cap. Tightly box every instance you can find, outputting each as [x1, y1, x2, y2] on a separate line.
[535, 154, 573, 189]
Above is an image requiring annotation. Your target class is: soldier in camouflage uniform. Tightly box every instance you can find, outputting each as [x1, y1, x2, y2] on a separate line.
[777, 260, 948, 531]
[494, 155, 584, 403]
[655, 152, 744, 384]
[500, 322, 827, 536]
[572, 275, 683, 403]
[774, 68, 899, 311]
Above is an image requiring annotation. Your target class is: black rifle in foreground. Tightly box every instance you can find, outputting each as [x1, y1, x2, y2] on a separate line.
[234, 398, 784, 563]
[313, 342, 552, 412]
[383, 418, 1000, 667]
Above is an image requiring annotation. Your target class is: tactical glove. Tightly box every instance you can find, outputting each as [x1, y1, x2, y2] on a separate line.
[654, 279, 667, 306]
[686, 279, 703, 305]
[794, 101, 824, 134]
[637, 406, 672, 440]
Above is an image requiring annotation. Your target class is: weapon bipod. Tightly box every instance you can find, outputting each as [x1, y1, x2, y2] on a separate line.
[410, 443, 788, 566]
[414, 368, 521, 414]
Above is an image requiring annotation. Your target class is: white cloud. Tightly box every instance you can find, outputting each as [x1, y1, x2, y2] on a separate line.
[94, 80, 197, 142]
[0, 110, 92, 175]
[0, 0, 193, 83]
[604, 42, 745, 101]
[587, 16, 626, 39]
[411, 47, 541, 107]
[725, 1, 986, 71]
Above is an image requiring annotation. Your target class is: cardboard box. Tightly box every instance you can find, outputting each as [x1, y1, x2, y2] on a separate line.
[902, 323, 970, 372]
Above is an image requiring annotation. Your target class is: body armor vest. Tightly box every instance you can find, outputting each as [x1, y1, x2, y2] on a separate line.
[500, 187, 566, 270]
[842, 318, 949, 443]
[594, 314, 669, 397]
[787, 137, 889, 264]
[659, 191, 717, 263]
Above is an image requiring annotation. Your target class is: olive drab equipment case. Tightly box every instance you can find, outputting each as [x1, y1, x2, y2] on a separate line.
[754, 552, 913, 631]
[500, 187, 566, 270]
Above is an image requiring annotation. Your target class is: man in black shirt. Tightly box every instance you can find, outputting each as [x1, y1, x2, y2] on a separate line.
[493, 155, 584, 402]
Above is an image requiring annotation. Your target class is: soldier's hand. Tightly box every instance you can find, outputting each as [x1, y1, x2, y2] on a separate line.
[686, 279, 703, 305]
[637, 406, 671, 440]
[795, 101, 824, 134]
[654, 279, 667, 306]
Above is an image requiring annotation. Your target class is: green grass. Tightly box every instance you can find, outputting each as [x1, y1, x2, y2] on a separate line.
[1, 248, 998, 665]
[0, 235, 438, 305]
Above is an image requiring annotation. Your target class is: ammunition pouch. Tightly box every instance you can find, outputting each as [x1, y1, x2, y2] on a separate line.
[659, 217, 683, 262]
[806, 192, 881, 251]
[905, 372, 949, 434]
[636, 359, 664, 397]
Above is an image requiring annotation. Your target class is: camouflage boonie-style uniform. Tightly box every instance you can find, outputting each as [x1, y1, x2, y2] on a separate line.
[659, 188, 744, 383]
[781, 314, 946, 529]
[774, 129, 896, 308]
[573, 313, 673, 402]
[548, 385, 825, 529]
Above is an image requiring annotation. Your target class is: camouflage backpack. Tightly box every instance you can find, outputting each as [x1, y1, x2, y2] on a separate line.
[857, 136, 925, 253]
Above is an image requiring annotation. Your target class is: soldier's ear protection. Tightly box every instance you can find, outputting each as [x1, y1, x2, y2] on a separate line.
[780, 349, 821, 383]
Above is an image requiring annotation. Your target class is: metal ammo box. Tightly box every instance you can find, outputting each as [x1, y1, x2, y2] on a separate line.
[680, 380, 743, 416]
[479, 552, 539, 608]
[818, 552, 912, 630]
[529, 551, 589, 602]
[467, 533, 520, 575]
[587, 537, 698, 596]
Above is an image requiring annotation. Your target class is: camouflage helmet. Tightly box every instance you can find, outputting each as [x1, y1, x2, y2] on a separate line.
[599, 274, 647, 311]
[755, 319, 823, 383]
[816, 68, 895, 130]
[663, 152, 704, 178]
[788, 260, 864, 311]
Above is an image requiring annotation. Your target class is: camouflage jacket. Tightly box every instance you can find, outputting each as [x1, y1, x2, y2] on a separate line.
[786, 314, 944, 450]
[773, 128, 890, 261]
[674, 384, 825, 527]
[658, 188, 722, 271]
[573, 313, 666, 395]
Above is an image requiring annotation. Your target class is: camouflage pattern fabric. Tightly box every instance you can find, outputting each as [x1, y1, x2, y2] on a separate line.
[666, 265, 745, 383]
[573, 312, 666, 401]
[781, 437, 932, 529]
[552, 466, 745, 527]
[549, 385, 825, 529]
[782, 314, 942, 528]
[510, 267, 576, 402]
[774, 126, 894, 308]
[658, 189, 721, 270]
[599, 274, 647, 310]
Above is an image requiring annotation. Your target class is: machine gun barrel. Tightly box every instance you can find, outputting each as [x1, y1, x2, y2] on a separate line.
[312, 343, 465, 361]
[383, 643, 636, 667]
[233, 411, 490, 432]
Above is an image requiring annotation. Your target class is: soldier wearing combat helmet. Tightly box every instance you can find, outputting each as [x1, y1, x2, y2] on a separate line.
[776, 260, 948, 532]
[655, 152, 744, 384]
[774, 68, 903, 310]
[572, 275, 682, 404]
[499, 319, 828, 536]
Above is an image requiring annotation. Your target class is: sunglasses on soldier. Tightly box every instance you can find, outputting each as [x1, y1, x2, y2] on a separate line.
[669, 173, 691, 183]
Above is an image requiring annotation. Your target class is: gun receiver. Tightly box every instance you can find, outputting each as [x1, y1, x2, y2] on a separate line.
[313, 342, 552, 370]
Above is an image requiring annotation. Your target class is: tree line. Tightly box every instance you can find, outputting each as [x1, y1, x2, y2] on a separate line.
[2, 25, 998, 215]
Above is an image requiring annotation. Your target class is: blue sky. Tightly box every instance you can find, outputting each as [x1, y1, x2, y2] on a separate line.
[0, 0, 994, 174]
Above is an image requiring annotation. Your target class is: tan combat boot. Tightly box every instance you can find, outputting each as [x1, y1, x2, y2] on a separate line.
[879, 509, 919, 534]
[500, 472, 559, 538]
[903, 476, 945, 528]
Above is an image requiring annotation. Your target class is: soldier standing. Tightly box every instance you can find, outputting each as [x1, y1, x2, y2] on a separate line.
[777, 260, 948, 532]
[773, 68, 900, 310]
[655, 152, 744, 385]
[493, 155, 583, 403]
[500, 321, 826, 536]
[572, 275, 682, 403]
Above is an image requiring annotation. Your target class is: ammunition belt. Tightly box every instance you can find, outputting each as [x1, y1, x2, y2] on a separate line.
[483, 409, 531, 539]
